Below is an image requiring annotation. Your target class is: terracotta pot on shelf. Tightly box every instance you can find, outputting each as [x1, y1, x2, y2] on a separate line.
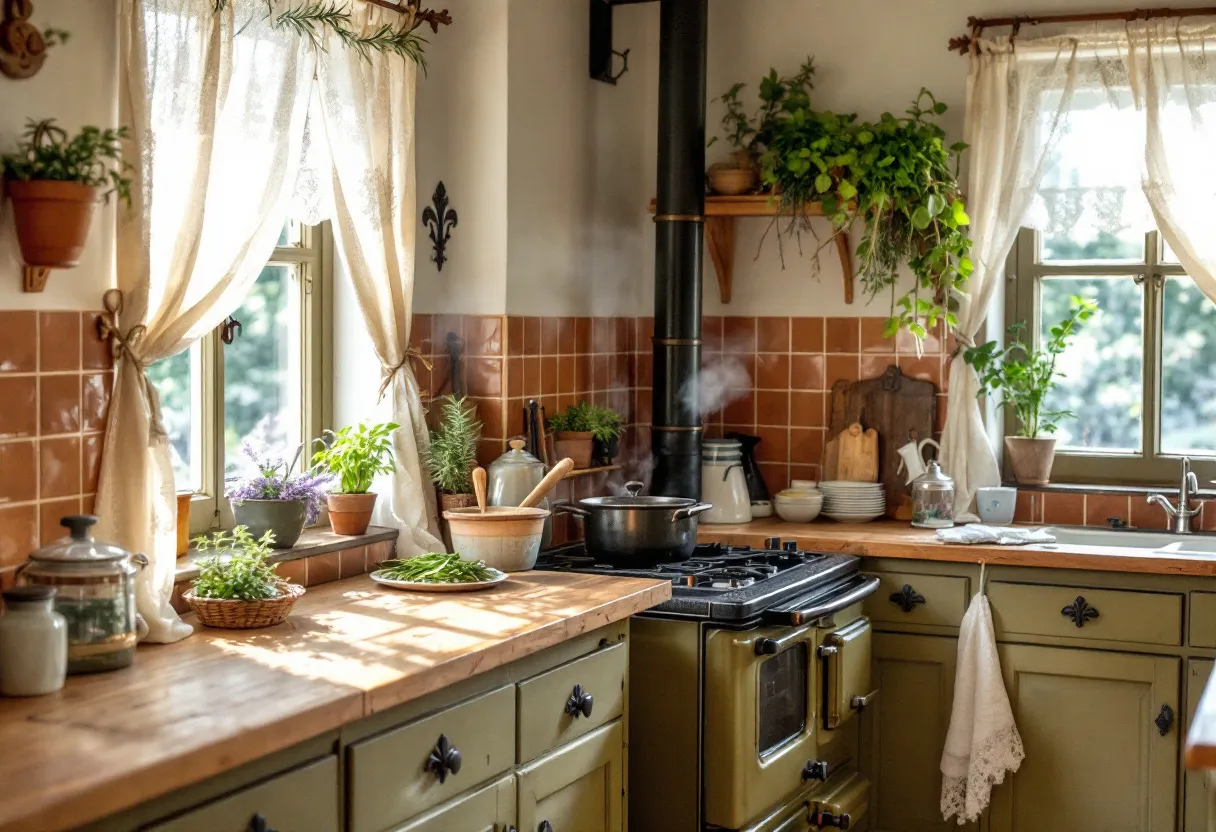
[327, 492, 378, 536]
[1005, 436, 1057, 485]
[7, 181, 98, 267]
[555, 431, 594, 469]
[438, 491, 477, 550]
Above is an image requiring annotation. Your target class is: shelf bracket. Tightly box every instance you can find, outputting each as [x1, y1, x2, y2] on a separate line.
[705, 216, 735, 304]
[23, 266, 50, 293]
[834, 233, 854, 304]
[590, 0, 630, 84]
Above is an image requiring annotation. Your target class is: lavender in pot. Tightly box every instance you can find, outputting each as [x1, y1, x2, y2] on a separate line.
[227, 443, 330, 548]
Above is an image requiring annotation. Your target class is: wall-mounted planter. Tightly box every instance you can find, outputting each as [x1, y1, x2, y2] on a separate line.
[8, 180, 97, 292]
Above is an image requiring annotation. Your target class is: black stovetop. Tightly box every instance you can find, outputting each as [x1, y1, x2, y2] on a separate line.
[536, 538, 861, 622]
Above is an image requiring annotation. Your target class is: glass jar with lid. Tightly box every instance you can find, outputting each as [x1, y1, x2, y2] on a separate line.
[20, 515, 147, 674]
[487, 439, 551, 548]
[911, 461, 955, 529]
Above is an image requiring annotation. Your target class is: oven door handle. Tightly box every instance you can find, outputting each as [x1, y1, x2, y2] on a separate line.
[763, 575, 882, 626]
[751, 622, 817, 656]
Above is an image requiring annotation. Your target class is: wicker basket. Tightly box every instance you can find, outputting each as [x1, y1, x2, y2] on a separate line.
[184, 583, 305, 629]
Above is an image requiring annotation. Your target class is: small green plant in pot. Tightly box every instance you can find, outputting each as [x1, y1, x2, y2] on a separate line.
[549, 402, 597, 469]
[312, 421, 400, 536]
[423, 395, 482, 546]
[588, 404, 625, 465]
[183, 526, 304, 629]
[964, 297, 1098, 485]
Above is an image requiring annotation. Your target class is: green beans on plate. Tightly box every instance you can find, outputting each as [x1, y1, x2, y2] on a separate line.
[375, 553, 499, 584]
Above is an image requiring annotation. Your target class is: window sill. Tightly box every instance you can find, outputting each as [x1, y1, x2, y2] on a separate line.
[1004, 481, 1212, 497]
[175, 525, 397, 582]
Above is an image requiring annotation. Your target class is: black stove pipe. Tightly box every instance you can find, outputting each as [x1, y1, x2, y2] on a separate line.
[649, 0, 707, 499]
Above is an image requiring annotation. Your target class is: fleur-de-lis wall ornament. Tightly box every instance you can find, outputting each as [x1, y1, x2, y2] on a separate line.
[422, 181, 458, 271]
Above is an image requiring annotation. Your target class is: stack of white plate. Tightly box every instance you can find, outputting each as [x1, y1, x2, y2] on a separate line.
[819, 481, 886, 523]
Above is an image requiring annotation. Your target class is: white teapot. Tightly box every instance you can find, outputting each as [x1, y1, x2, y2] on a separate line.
[896, 438, 941, 485]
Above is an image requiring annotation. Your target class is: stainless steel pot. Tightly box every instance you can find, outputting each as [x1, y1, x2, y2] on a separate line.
[557, 481, 712, 562]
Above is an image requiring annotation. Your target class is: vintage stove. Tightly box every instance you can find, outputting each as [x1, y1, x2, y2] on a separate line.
[537, 540, 880, 831]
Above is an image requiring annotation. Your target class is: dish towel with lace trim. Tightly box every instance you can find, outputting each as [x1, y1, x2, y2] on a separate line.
[940, 590, 1024, 824]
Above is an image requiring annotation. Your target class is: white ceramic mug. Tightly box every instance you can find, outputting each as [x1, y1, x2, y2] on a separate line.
[976, 486, 1018, 525]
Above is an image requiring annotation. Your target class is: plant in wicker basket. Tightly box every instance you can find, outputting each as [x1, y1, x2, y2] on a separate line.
[184, 526, 304, 629]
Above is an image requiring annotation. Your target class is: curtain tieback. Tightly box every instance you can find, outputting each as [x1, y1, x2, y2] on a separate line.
[949, 331, 977, 362]
[99, 289, 168, 440]
[378, 346, 433, 403]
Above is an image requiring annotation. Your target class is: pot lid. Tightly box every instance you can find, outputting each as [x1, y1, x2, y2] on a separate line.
[29, 515, 133, 563]
[488, 439, 543, 471]
[578, 481, 697, 510]
[912, 460, 954, 491]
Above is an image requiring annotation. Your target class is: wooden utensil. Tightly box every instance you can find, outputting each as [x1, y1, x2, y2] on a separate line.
[520, 458, 575, 508]
[473, 466, 487, 514]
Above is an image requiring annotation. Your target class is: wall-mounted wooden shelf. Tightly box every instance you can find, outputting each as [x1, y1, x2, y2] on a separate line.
[648, 194, 854, 305]
[562, 464, 622, 479]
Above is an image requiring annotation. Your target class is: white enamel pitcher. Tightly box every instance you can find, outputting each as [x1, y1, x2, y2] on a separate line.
[896, 438, 941, 485]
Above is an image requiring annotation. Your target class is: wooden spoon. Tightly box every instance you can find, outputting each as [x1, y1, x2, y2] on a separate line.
[520, 458, 574, 508]
[473, 466, 487, 514]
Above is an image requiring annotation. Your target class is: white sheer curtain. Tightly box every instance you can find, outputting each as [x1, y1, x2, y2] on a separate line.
[100, 0, 314, 642]
[314, 5, 444, 556]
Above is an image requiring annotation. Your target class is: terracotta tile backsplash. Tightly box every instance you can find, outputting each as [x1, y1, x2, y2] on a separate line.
[0, 311, 113, 585]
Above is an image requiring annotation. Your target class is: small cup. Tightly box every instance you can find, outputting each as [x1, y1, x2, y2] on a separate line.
[976, 486, 1018, 525]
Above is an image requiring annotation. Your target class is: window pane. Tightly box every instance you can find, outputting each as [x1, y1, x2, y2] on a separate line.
[223, 264, 302, 480]
[147, 344, 203, 491]
[1161, 277, 1216, 455]
[1039, 276, 1142, 453]
[276, 219, 301, 248]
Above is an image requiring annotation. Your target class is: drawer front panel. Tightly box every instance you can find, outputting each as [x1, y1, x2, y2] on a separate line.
[349, 685, 515, 832]
[394, 774, 516, 832]
[989, 582, 1182, 646]
[146, 756, 339, 832]
[863, 571, 970, 628]
[1191, 592, 1216, 648]
[517, 641, 626, 763]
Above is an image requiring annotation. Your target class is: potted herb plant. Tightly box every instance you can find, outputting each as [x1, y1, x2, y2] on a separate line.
[549, 402, 596, 469]
[312, 421, 399, 536]
[1, 118, 131, 270]
[183, 526, 304, 629]
[964, 297, 1098, 485]
[423, 395, 482, 545]
[588, 404, 625, 465]
[227, 443, 330, 549]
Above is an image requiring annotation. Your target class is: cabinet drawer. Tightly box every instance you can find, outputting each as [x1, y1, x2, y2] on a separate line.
[391, 774, 515, 832]
[146, 756, 338, 832]
[349, 685, 515, 832]
[517, 640, 626, 762]
[989, 582, 1182, 646]
[863, 571, 970, 628]
[1191, 592, 1216, 648]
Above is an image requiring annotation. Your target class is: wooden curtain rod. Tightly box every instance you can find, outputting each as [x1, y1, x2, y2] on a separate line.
[949, 6, 1216, 53]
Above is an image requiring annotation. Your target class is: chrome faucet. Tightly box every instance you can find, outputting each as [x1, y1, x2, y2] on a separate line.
[1147, 457, 1202, 533]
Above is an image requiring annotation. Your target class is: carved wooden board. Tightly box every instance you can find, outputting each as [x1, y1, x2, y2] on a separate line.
[825, 366, 938, 517]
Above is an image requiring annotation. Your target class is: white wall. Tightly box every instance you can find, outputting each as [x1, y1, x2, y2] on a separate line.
[0, 0, 118, 310]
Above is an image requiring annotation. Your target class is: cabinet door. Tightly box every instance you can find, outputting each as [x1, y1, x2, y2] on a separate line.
[1187, 660, 1214, 832]
[865, 633, 972, 832]
[989, 645, 1179, 832]
[517, 721, 623, 832]
[394, 775, 516, 832]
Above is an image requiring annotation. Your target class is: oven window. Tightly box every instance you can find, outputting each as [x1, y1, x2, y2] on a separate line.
[757, 643, 808, 755]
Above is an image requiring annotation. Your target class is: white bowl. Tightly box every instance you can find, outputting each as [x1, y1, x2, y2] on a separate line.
[776, 501, 822, 523]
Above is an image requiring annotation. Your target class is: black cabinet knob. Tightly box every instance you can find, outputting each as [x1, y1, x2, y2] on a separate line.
[812, 810, 851, 829]
[1156, 703, 1175, 736]
[802, 760, 829, 782]
[424, 734, 462, 783]
[565, 684, 594, 718]
[1061, 595, 1099, 628]
[889, 584, 926, 613]
[539, 821, 554, 832]
[755, 637, 779, 655]
[248, 815, 278, 832]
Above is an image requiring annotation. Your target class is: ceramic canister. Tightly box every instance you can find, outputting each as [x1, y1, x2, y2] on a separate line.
[701, 439, 753, 525]
[0, 585, 67, 696]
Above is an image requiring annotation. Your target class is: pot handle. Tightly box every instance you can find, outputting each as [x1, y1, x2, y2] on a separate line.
[554, 502, 590, 519]
[672, 503, 714, 521]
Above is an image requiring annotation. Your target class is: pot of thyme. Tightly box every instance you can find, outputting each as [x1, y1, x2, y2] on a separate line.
[183, 526, 304, 629]
[549, 402, 596, 469]
[589, 403, 625, 465]
[1, 118, 132, 271]
[312, 421, 399, 537]
[422, 395, 482, 547]
[964, 297, 1098, 485]
[227, 443, 330, 549]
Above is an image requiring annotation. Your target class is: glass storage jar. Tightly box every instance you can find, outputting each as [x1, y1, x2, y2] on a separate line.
[20, 515, 147, 674]
[487, 438, 552, 548]
[911, 461, 955, 529]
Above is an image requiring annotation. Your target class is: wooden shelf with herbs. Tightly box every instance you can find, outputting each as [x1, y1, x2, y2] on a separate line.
[647, 194, 854, 305]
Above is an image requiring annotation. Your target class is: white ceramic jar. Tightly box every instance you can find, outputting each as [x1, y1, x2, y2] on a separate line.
[0, 585, 67, 697]
[701, 439, 753, 524]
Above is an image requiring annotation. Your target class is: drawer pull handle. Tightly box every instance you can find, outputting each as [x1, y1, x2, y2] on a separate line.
[565, 684, 594, 718]
[247, 815, 278, 832]
[1156, 703, 1175, 736]
[851, 689, 880, 712]
[811, 810, 851, 829]
[889, 584, 926, 613]
[424, 734, 462, 784]
[802, 760, 829, 782]
[539, 822, 554, 832]
[1061, 595, 1100, 628]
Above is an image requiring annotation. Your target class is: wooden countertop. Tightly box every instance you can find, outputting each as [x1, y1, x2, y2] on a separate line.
[0, 572, 670, 832]
[699, 518, 1216, 576]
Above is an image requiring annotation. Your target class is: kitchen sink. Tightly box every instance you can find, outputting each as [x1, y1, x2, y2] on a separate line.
[1043, 526, 1216, 556]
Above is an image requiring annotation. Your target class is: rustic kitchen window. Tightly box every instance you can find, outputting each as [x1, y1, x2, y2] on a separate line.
[146, 221, 332, 533]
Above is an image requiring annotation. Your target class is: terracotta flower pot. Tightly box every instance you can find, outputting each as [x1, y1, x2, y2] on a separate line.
[328, 492, 378, 536]
[1005, 436, 1057, 485]
[7, 180, 98, 267]
[555, 431, 594, 469]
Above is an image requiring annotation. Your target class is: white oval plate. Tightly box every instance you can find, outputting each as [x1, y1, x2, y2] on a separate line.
[370, 568, 509, 592]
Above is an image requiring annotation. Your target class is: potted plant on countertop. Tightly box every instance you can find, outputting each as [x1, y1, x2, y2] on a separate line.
[589, 403, 625, 466]
[549, 402, 597, 470]
[423, 395, 482, 546]
[1, 118, 132, 280]
[964, 296, 1098, 486]
[226, 442, 331, 549]
[312, 421, 400, 536]
[183, 526, 304, 629]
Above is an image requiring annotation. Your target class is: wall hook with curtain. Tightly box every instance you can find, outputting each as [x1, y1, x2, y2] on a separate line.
[422, 181, 457, 271]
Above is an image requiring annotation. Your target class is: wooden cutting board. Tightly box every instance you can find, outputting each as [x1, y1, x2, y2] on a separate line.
[823, 365, 938, 516]
[836, 422, 879, 482]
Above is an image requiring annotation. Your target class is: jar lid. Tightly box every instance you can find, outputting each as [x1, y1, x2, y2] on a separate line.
[29, 515, 133, 563]
[488, 439, 543, 471]
[912, 460, 954, 491]
[2, 585, 56, 604]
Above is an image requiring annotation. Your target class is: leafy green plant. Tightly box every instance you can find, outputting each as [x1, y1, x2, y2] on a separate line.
[708, 58, 816, 154]
[587, 404, 624, 445]
[2, 119, 132, 205]
[312, 421, 399, 494]
[548, 401, 596, 434]
[964, 297, 1098, 438]
[190, 526, 286, 601]
[423, 395, 481, 494]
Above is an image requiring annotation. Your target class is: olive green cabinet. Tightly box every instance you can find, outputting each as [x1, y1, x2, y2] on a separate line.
[987, 645, 1180, 832]
[517, 720, 624, 832]
[393, 775, 516, 832]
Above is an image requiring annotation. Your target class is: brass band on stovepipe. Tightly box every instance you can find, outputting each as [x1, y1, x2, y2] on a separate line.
[653, 213, 705, 223]
[653, 337, 702, 347]
[650, 425, 704, 433]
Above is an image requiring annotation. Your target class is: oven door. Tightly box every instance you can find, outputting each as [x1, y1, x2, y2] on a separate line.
[820, 617, 876, 733]
[703, 622, 821, 830]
